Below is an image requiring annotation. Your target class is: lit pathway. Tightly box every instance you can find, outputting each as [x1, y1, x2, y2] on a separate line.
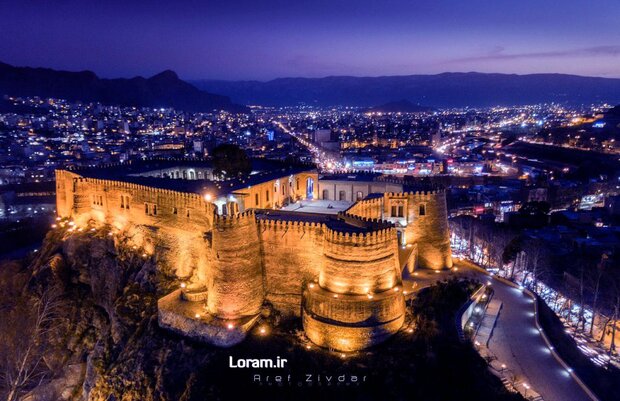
[410, 262, 595, 401]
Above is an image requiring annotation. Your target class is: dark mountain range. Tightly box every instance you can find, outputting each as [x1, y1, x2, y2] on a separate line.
[193, 72, 620, 108]
[366, 99, 434, 113]
[0, 62, 248, 113]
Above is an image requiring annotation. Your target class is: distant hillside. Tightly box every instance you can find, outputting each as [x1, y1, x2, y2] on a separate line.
[0, 62, 248, 113]
[193, 72, 620, 108]
[606, 104, 620, 116]
[366, 99, 434, 113]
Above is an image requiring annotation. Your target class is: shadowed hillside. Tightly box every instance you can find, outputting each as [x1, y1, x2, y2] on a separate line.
[194, 72, 620, 107]
[0, 62, 248, 113]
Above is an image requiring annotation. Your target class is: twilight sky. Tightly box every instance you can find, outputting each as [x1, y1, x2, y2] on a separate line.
[1, 0, 619, 81]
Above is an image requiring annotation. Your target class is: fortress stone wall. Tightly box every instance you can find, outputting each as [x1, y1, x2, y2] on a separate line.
[56, 167, 452, 351]
[56, 169, 215, 280]
[344, 190, 453, 270]
[258, 218, 324, 314]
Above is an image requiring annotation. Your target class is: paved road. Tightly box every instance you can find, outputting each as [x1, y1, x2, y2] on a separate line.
[408, 262, 594, 401]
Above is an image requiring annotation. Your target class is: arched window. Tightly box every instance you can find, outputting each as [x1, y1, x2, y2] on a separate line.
[306, 178, 314, 199]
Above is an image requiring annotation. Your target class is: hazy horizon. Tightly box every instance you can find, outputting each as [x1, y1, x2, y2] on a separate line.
[4, 59, 620, 83]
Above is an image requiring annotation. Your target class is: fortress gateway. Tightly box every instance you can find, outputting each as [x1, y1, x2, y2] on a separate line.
[56, 159, 452, 352]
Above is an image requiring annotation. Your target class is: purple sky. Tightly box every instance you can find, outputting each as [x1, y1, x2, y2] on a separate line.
[1, 0, 619, 80]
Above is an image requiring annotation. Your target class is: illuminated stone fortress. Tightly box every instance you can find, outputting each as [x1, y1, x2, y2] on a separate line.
[56, 160, 452, 352]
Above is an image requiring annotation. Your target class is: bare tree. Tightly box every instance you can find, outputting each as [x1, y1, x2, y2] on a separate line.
[608, 277, 620, 356]
[589, 254, 607, 336]
[0, 287, 64, 401]
[525, 239, 541, 289]
[502, 236, 521, 280]
[574, 260, 587, 332]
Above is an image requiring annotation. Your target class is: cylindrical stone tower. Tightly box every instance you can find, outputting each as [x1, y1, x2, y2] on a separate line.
[207, 210, 264, 319]
[406, 190, 453, 270]
[303, 224, 406, 351]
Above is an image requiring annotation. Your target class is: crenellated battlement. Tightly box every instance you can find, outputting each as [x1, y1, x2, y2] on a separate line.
[257, 218, 324, 230]
[324, 225, 395, 242]
[337, 211, 393, 228]
[384, 189, 445, 197]
[58, 171, 207, 203]
[213, 209, 256, 224]
[346, 197, 381, 207]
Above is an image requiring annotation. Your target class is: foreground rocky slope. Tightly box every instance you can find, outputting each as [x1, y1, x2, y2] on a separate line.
[0, 223, 523, 401]
[0, 224, 212, 401]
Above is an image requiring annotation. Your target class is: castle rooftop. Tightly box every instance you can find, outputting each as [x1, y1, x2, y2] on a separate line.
[255, 208, 394, 234]
[281, 199, 352, 215]
[65, 158, 316, 197]
[319, 172, 384, 182]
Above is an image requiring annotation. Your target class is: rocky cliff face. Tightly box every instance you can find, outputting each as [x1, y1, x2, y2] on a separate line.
[1, 226, 224, 401]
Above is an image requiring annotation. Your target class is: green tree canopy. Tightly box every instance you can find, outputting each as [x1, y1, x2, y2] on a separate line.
[211, 144, 251, 179]
[519, 201, 550, 216]
[502, 235, 524, 265]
